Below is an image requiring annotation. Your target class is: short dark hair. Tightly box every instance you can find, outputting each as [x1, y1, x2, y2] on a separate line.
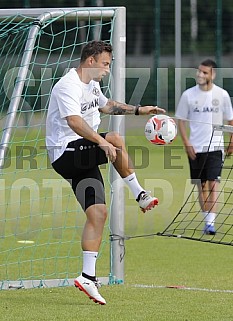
[200, 59, 217, 69]
[80, 40, 113, 63]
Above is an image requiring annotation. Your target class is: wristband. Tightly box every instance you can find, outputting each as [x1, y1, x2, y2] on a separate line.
[135, 104, 141, 115]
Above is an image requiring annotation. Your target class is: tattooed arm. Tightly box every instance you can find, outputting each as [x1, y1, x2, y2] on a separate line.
[100, 99, 166, 115]
[100, 99, 136, 115]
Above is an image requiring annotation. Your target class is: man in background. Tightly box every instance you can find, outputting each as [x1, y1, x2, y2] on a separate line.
[176, 59, 233, 235]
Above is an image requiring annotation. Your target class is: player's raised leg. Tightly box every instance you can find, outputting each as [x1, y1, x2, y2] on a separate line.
[105, 132, 158, 212]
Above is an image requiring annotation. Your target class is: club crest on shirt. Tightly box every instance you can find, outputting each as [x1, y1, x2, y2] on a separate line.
[212, 99, 219, 106]
[93, 87, 100, 96]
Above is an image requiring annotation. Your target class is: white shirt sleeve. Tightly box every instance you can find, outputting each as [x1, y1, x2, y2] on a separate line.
[223, 90, 233, 121]
[54, 84, 82, 119]
[175, 91, 189, 120]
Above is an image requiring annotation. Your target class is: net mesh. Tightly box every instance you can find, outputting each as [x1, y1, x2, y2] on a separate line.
[159, 126, 233, 245]
[0, 9, 115, 289]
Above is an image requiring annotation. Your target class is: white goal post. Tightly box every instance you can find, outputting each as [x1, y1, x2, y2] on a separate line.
[0, 7, 126, 289]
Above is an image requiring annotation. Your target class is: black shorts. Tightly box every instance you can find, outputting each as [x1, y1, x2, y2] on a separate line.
[188, 150, 223, 184]
[52, 133, 108, 211]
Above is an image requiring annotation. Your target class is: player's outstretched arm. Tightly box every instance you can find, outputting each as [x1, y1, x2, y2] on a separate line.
[100, 99, 166, 115]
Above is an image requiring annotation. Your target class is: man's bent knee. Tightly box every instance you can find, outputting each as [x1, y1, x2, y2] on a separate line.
[106, 131, 123, 147]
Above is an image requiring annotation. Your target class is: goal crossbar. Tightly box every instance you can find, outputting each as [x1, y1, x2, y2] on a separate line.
[0, 7, 116, 18]
[0, 7, 120, 168]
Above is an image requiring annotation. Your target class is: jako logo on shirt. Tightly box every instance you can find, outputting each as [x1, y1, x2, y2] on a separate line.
[81, 98, 99, 114]
[202, 106, 219, 113]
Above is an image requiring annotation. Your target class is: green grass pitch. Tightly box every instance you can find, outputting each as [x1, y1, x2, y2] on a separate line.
[0, 117, 233, 320]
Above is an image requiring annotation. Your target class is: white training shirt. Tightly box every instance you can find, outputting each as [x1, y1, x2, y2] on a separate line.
[175, 84, 233, 153]
[46, 68, 108, 163]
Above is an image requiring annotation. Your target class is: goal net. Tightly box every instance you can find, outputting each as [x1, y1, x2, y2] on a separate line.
[159, 124, 233, 245]
[0, 7, 126, 290]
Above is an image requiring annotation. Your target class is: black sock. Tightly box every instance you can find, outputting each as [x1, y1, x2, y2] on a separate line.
[82, 272, 96, 282]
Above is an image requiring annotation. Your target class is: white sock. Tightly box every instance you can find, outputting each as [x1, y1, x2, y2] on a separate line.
[123, 173, 144, 199]
[202, 211, 215, 226]
[82, 251, 98, 277]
